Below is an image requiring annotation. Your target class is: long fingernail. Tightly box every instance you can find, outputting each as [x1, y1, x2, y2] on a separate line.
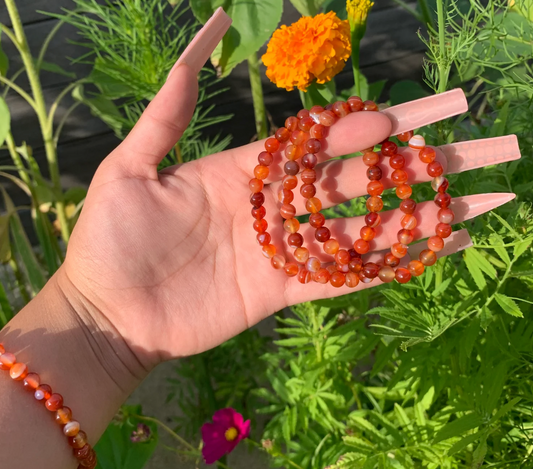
[408, 228, 473, 260]
[167, 7, 232, 79]
[382, 89, 468, 135]
[452, 193, 516, 223]
[442, 135, 521, 174]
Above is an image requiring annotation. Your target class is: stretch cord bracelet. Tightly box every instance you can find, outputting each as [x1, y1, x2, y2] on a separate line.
[249, 96, 455, 287]
[0, 343, 97, 468]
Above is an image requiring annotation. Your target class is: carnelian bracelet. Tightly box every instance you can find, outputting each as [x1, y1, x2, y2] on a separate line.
[0, 343, 97, 468]
[249, 96, 455, 287]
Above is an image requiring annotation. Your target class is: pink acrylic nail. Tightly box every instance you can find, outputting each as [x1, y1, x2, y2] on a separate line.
[442, 135, 521, 174]
[382, 89, 468, 135]
[168, 8, 232, 79]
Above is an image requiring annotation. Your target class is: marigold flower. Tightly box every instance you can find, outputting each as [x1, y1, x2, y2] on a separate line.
[201, 408, 250, 464]
[262, 12, 351, 92]
[347, 0, 374, 31]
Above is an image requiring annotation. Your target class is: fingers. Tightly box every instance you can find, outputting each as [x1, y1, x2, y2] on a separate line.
[292, 193, 514, 259]
[112, 9, 231, 179]
[285, 229, 472, 305]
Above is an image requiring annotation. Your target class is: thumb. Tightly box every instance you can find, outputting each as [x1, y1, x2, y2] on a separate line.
[114, 8, 232, 179]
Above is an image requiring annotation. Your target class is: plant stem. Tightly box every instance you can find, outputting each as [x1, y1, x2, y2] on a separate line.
[4, 0, 71, 244]
[351, 36, 362, 98]
[135, 415, 198, 452]
[436, 0, 449, 94]
[174, 142, 183, 164]
[418, 0, 434, 29]
[247, 52, 268, 140]
[5, 133, 30, 187]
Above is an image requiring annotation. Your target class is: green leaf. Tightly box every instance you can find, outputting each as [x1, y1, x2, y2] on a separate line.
[274, 337, 311, 347]
[0, 214, 11, 263]
[0, 97, 11, 148]
[389, 80, 430, 106]
[447, 430, 484, 456]
[0, 31, 9, 77]
[490, 397, 521, 424]
[0, 280, 14, 326]
[513, 238, 531, 261]
[32, 207, 59, 276]
[38, 60, 76, 78]
[190, 0, 283, 77]
[494, 293, 523, 318]
[302, 80, 337, 109]
[464, 249, 487, 290]
[489, 100, 510, 137]
[95, 408, 158, 469]
[433, 413, 482, 444]
[289, 0, 326, 15]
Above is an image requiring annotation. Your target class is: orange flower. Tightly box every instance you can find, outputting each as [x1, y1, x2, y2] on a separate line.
[262, 12, 351, 92]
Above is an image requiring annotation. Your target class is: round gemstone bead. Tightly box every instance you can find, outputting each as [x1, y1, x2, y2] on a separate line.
[285, 116, 298, 131]
[366, 196, 384, 213]
[310, 124, 326, 139]
[366, 166, 382, 180]
[271, 255, 286, 269]
[345, 272, 360, 288]
[309, 213, 326, 228]
[396, 184, 412, 199]
[285, 145, 302, 161]
[253, 219, 268, 233]
[283, 218, 300, 233]
[335, 250, 351, 265]
[254, 164, 269, 180]
[384, 253, 400, 267]
[381, 141, 398, 156]
[280, 204, 296, 219]
[315, 227, 331, 242]
[250, 192, 265, 208]
[391, 169, 408, 185]
[79, 453, 97, 469]
[436, 223, 452, 238]
[249, 178, 263, 193]
[74, 444, 92, 461]
[63, 421, 81, 437]
[438, 208, 455, 224]
[324, 239, 340, 255]
[401, 214, 417, 230]
[257, 233, 271, 246]
[363, 262, 380, 278]
[367, 181, 384, 196]
[349, 258, 363, 273]
[397, 229, 414, 245]
[391, 243, 408, 258]
[294, 247, 310, 263]
[0, 352, 16, 370]
[297, 109, 310, 119]
[278, 188, 294, 204]
[46, 393, 64, 411]
[305, 138, 321, 154]
[427, 161, 444, 177]
[363, 152, 379, 166]
[262, 244, 276, 259]
[363, 100, 378, 111]
[419, 147, 436, 163]
[378, 266, 396, 283]
[354, 239, 370, 254]
[360, 226, 375, 241]
[301, 169, 317, 184]
[252, 206, 266, 220]
[306, 257, 321, 273]
[23, 372, 40, 391]
[282, 175, 298, 190]
[428, 236, 445, 252]
[290, 130, 307, 145]
[434, 192, 452, 208]
[408, 260, 425, 276]
[284, 263, 299, 277]
[302, 153, 318, 169]
[314, 268, 331, 284]
[35, 384, 52, 401]
[432, 176, 449, 193]
[395, 268, 412, 284]
[68, 430, 88, 449]
[347, 96, 364, 111]
[258, 151, 274, 166]
[9, 362, 28, 380]
[310, 105, 325, 122]
[336, 262, 350, 273]
[408, 135, 425, 149]
[56, 407, 73, 425]
[419, 249, 437, 266]
[275, 127, 290, 143]
[330, 272, 346, 287]
[365, 212, 381, 228]
[332, 101, 350, 117]
[298, 268, 312, 284]
[397, 130, 413, 142]
[300, 184, 316, 199]
[306, 197, 322, 213]
[400, 198, 417, 214]
[288, 233, 304, 248]
[319, 110, 336, 126]
[389, 154, 405, 169]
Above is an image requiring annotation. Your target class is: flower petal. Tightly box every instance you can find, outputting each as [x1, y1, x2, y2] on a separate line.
[212, 408, 238, 427]
[238, 419, 251, 441]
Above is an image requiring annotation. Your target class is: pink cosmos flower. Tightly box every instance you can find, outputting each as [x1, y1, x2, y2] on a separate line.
[201, 408, 251, 464]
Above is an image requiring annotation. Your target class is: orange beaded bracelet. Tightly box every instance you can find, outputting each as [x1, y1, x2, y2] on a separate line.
[249, 96, 454, 287]
[0, 343, 97, 468]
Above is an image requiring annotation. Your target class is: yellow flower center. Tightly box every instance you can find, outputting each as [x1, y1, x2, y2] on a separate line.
[225, 427, 238, 441]
[346, 0, 374, 26]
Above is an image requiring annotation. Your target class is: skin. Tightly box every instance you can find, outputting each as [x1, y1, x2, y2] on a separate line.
[0, 64, 464, 468]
